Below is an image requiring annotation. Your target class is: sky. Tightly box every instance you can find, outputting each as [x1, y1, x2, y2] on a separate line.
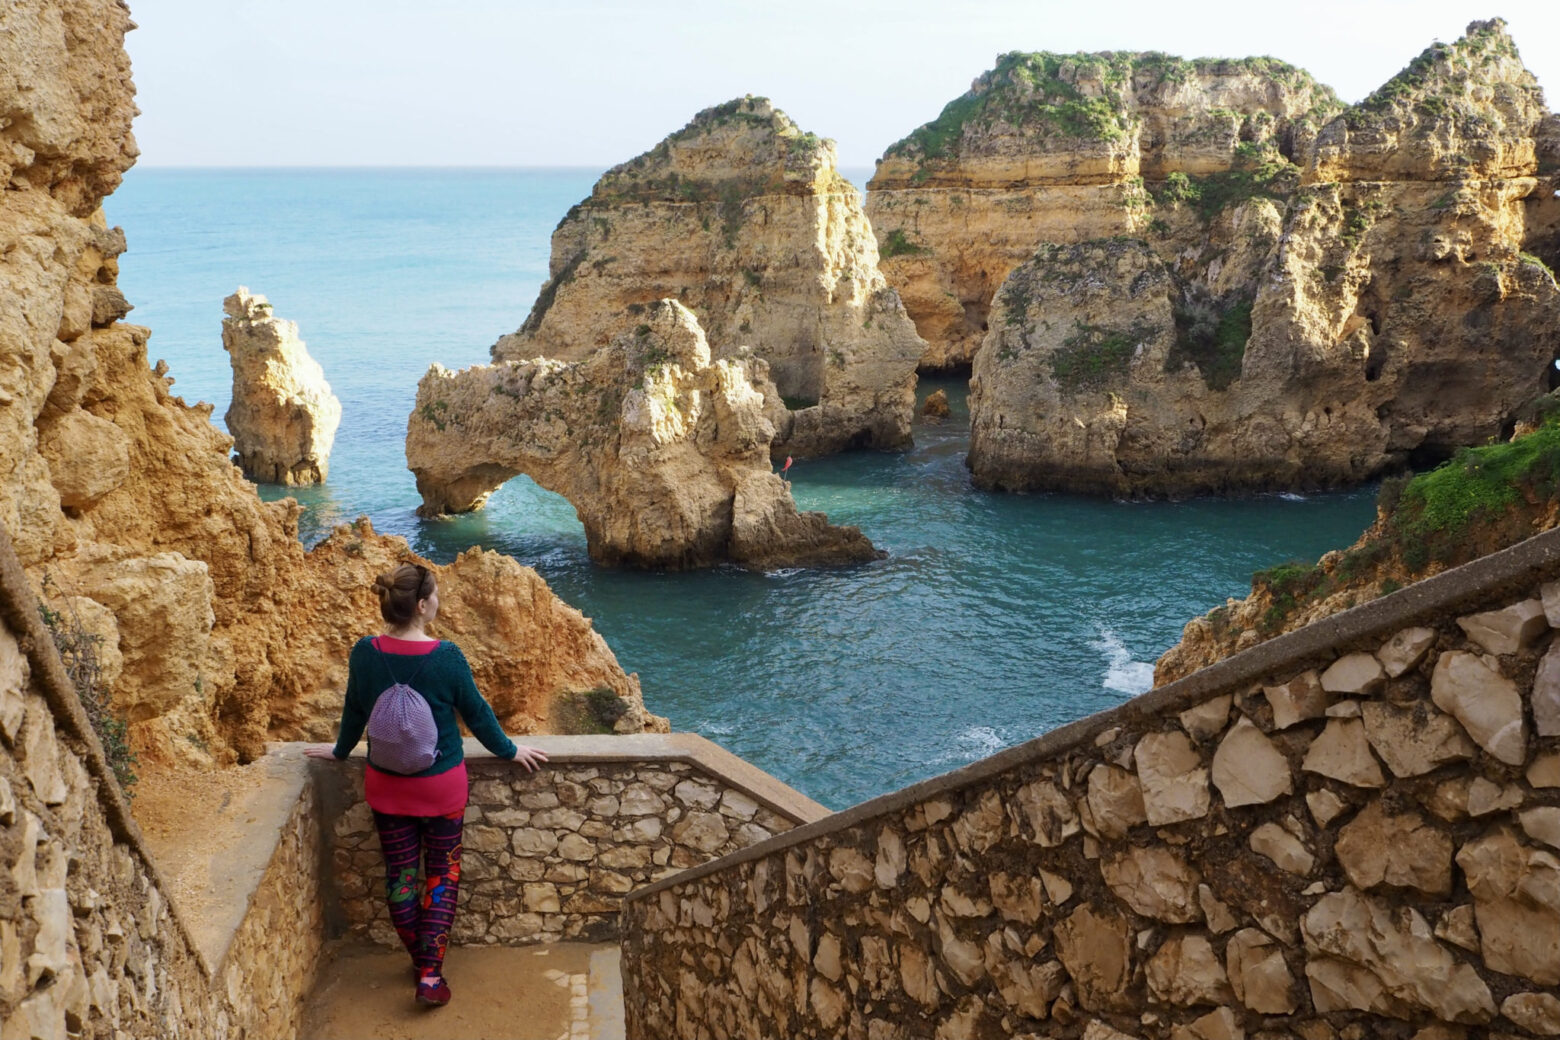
[124, 1, 1560, 170]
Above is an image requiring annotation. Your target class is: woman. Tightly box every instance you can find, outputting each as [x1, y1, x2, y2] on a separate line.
[306, 563, 547, 1007]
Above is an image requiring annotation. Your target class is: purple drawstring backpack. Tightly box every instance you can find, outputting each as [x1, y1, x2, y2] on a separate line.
[364, 642, 440, 774]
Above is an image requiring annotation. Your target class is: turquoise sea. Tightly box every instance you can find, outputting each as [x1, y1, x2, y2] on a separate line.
[107, 168, 1378, 809]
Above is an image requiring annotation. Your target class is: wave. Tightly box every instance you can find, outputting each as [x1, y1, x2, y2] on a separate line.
[1091, 628, 1154, 695]
[926, 725, 1010, 765]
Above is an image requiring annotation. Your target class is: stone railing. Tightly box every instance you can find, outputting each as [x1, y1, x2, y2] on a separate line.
[316, 734, 828, 947]
[0, 521, 325, 1039]
[620, 527, 1560, 1039]
[3, 493, 829, 1037]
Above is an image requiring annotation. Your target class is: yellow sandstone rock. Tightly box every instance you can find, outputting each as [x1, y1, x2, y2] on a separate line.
[879, 24, 1560, 498]
[0, 0, 659, 764]
[496, 97, 925, 458]
[220, 287, 340, 486]
[409, 300, 880, 571]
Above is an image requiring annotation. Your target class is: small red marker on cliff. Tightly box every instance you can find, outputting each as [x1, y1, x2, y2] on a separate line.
[780, 456, 793, 481]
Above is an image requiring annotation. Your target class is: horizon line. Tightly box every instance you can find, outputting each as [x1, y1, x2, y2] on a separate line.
[126, 161, 887, 172]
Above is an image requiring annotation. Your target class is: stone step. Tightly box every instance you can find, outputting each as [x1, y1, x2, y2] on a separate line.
[301, 941, 622, 1039]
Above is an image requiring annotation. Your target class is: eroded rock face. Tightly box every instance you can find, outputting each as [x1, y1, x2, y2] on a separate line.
[410, 300, 879, 571]
[220, 288, 340, 485]
[0, 4, 659, 765]
[898, 23, 1560, 496]
[867, 50, 1339, 370]
[495, 97, 924, 458]
[967, 238, 1188, 494]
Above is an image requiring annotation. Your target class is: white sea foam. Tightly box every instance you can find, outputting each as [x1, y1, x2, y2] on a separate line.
[927, 725, 1009, 764]
[1277, 491, 1307, 502]
[1091, 629, 1154, 695]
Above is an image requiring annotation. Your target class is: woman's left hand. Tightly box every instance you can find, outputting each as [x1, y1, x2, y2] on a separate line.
[510, 745, 549, 772]
[303, 745, 339, 760]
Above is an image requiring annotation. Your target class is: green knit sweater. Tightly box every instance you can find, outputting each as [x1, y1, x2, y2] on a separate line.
[331, 637, 516, 775]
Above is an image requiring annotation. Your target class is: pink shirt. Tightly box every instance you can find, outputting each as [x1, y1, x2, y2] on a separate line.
[362, 635, 468, 817]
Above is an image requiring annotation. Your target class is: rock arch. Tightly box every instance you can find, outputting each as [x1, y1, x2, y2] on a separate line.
[408, 301, 880, 571]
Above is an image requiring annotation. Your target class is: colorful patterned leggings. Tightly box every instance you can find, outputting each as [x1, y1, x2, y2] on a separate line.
[373, 809, 463, 977]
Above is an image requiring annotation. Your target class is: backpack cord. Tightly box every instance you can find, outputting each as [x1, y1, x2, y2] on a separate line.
[376, 640, 438, 689]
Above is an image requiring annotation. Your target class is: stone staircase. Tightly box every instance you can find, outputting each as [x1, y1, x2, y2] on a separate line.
[301, 941, 624, 1040]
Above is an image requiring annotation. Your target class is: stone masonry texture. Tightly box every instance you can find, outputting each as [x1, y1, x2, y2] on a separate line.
[0, 520, 324, 1039]
[324, 754, 805, 948]
[621, 528, 1560, 1039]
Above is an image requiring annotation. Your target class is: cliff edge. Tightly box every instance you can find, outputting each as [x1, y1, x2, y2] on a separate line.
[925, 22, 1560, 496]
[496, 97, 925, 458]
[0, 2, 661, 766]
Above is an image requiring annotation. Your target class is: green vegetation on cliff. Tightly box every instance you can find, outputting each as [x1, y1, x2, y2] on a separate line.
[1168, 295, 1252, 390]
[1349, 19, 1530, 127]
[1049, 323, 1149, 393]
[882, 50, 1339, 166]
[1249, 413, 1560, 631]
[884, 51, 1138, 161]
[879, 228, 929, 259]
[1150, 143, 1298, 220]
[591, 96, 843, 205]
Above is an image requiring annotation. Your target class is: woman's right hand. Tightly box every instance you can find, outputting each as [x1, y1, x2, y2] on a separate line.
[303, 745, 339, 760]
[510, 745, 549, 772]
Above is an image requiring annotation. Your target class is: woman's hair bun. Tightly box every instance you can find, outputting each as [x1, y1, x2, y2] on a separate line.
[371, 564, 432, 625]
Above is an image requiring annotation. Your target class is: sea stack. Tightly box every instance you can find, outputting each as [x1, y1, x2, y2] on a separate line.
[876, 22, 1560, 496]
[867, 49, 1341, 370]
[495, 96, 926, 458]
[410, 299, 882, 571]
[221, 287, 341, 485]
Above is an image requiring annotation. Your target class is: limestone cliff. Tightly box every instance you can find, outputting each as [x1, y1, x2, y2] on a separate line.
[955, 22, 1560, 496]
[1156, 411, 1560, 684]
[495, 97, 925, 457]
[0, 0, 661, 766]
[411, 300, 881, 571]
[867, 50, 1340, 369]
[221, 287, 340, 485]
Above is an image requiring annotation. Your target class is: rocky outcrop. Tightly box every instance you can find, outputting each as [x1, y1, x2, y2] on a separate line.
[0, 0, 660, 766]
[867, 50, 1340, 369]
[221, 287, 340, 485]
[410, 300, 880, 571]
[1156, 412, 1560, 685]
[496, 97, 925, 457]
[878, 23, 1560, 497]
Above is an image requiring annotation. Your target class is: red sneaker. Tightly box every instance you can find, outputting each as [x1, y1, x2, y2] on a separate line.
[416, 975, 451, 1007]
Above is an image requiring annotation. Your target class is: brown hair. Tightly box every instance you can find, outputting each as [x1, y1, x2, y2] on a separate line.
[372, 563, 435, 626]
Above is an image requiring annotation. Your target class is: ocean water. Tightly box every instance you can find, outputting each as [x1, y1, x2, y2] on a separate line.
[107, 168, 1378, 809]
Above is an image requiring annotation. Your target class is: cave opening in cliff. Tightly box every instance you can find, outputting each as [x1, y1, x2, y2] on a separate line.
[917, 361, 972, 380]
[1548, 354, 1560, 392]
[1276, 126, 1297, 164]
[1406, 442, 1458, 470]
[1364, 344, 1388, 382]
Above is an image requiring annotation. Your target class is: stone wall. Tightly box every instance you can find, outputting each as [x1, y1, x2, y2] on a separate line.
[215, 779, 325, 1039]
[0, 520, 324, 1039]
[319, 735, 828, 948]
[620, 527, 1560, 1039]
